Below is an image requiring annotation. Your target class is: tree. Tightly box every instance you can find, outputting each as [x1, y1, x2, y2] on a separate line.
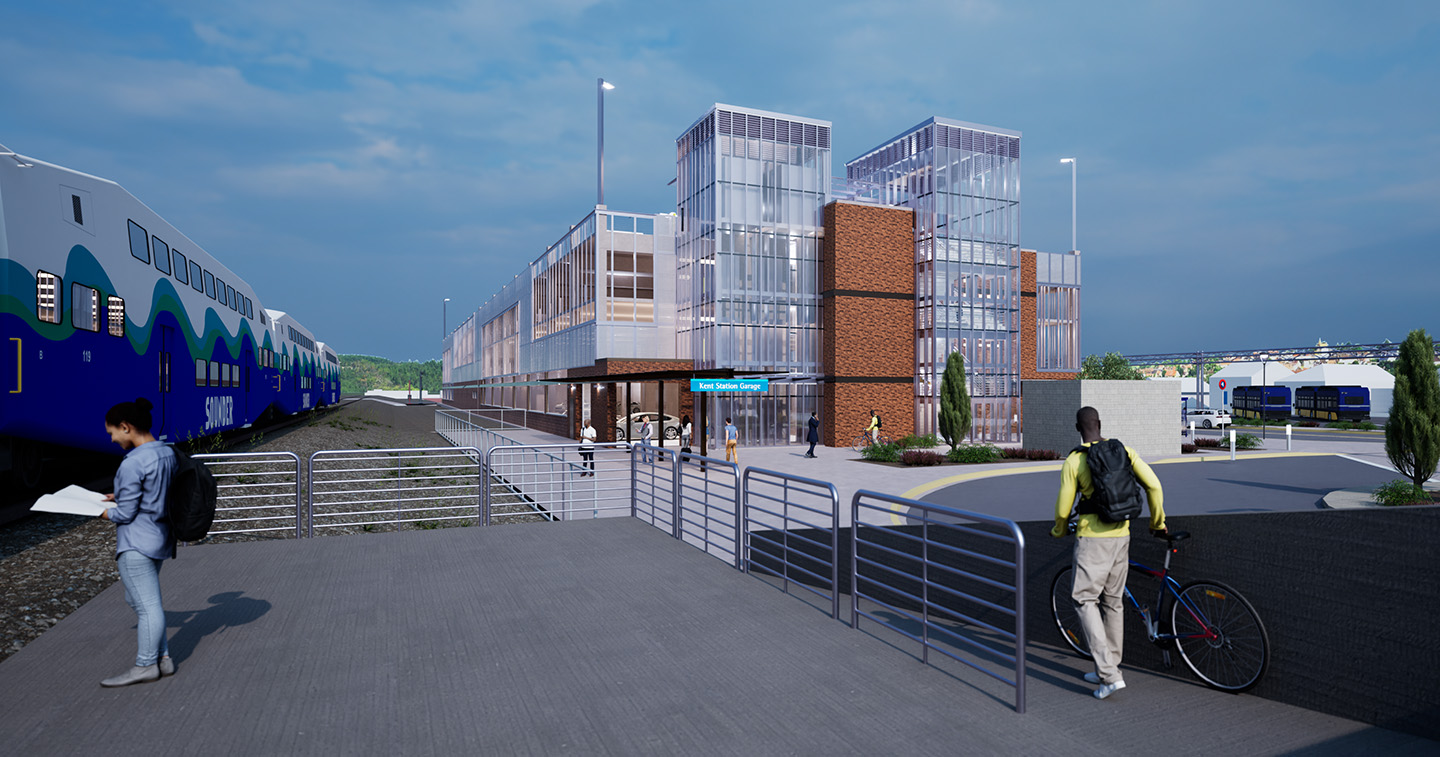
[1384, 329, 1440, 489]
[1078, 352, 1146, 381]
[939, 351, 972, 450]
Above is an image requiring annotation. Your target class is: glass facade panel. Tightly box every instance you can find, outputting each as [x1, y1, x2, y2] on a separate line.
[847, 118, 1022, 443]
[1035, 251, 1081, 372]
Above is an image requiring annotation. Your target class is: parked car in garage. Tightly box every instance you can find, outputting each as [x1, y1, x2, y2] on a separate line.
[615, 412, 682, 441]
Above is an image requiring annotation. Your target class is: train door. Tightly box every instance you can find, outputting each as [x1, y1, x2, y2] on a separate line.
[242, 344, 252, 420]
[158, 325, 174, 434]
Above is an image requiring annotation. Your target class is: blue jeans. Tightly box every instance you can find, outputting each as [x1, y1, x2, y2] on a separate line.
[117, 550, 168, 666]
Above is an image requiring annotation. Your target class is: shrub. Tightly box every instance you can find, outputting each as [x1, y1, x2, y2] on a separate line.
[947, 444, 1001, 464]
[1357, 421, 1378, 431]
[1386, 328, 1440, 489]
[1234, 432, 1263, 450]
[1298, 420, 1320, 428]
[861, 442, 902, 463]
[1373, 479, 1434, 507]
[1193, 437, 1225, 449]
[900, 449, 946, 466]
[1181, 443, 1198, 454]
[1330, 421, 1354, 431]
[1000, 447, 1062, 461]
[897, 433, 940, 449]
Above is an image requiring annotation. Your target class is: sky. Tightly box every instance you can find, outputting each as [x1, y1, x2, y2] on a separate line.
[2, 1, 1437, 361]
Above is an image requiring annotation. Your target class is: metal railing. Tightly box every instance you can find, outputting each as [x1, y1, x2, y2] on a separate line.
[485, 442, 633, 522]
[307, 446, 483, 536]
[674, 450, 741, 566]
[742, 468, 841, 618]
[435, 408, 523, 456]
[851, 490, 1027, 714]
[195, 452, 302, 538]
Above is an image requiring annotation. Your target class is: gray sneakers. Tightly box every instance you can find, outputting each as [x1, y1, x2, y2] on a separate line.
[1083, 671, 1101, 684]
[159, 655, 175, 677]
[100, 664, 160, 688]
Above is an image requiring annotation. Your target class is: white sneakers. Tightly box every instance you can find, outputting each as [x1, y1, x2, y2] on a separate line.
[1093, 680, 1126, 699]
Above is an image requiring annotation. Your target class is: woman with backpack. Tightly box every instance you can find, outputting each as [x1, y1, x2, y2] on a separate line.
[97, 397, 178, 687]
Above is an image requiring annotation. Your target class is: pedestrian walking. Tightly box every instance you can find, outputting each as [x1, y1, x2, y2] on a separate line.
[680, 414, 692, 454]
[724, 417, 739, 463]
[97, 397, 178, 687]
[1051, 406, 1166, 700]
[578, 418, 596, 476]
[805, 411, 820, 458]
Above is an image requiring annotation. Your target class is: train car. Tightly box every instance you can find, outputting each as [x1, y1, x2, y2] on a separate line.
[1232, 385, 1292, 421]
[0, 142, 331, 483]
[1294, 385, 1370, 422]
[316, 342, 341, 406]
[264, 310, 325, 415]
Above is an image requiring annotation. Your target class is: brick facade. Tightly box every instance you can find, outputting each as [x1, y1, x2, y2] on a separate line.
[820, 201, 916, 447]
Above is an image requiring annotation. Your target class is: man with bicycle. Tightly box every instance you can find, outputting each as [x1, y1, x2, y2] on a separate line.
[1052, 406, 1166, 700]
[864, 410, 881, 446]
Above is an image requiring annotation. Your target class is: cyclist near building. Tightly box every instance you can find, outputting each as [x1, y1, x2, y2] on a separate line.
[724, 417, 739, 463]
[864, 410, 881, 446]
[1051, 406, 1166, 700]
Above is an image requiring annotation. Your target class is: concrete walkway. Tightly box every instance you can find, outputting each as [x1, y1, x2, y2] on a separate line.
[2, 517, 1432, 755]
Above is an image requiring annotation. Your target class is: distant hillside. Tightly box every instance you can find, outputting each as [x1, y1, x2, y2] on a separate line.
[340, 354, 441, 395]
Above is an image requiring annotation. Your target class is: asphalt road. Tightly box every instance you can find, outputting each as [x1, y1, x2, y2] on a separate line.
[922, 454, 1400, 523]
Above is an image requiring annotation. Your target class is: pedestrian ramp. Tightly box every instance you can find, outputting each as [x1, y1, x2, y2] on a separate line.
[0, 517, 1427, 755]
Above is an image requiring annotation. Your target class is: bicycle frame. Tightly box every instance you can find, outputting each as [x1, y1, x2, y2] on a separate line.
[1124, 547, 1218, 647]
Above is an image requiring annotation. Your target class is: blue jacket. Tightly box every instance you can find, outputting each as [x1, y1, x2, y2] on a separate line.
[106, 441, 177, 560]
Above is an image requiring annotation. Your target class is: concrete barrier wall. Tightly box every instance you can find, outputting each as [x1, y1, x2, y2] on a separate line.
[751, 505, 1440, 740]
[1023, 380, 1180, 460]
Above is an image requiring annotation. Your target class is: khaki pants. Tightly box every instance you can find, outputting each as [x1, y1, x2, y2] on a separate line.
[1072, 534, 1130, 685]
[725, 440, 738, 463]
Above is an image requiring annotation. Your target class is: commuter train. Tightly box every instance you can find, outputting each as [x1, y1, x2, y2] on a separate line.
[0, 142, 340, 485]
[1231, 385, 1371, 422]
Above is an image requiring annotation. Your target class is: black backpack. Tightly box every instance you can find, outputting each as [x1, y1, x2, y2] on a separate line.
[1072, 439, 1143, 523]
[167, 446, 218, 542]
[875, 414, 882, 429]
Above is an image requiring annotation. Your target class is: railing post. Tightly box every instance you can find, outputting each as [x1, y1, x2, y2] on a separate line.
[482, 447, 492, 526]
[1013, 525, 1027, 715]
[671, 450, 682, 540]
[630, 439, 638, 524]
[732, 463, 742, 572]
[831, 486, 840, 620]
[306, 452, 318, 538]
[292, 453, 303, 539]
[850, 493, 859, 628]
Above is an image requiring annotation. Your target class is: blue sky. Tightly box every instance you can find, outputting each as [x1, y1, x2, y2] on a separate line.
[2, 1, 1437, 361]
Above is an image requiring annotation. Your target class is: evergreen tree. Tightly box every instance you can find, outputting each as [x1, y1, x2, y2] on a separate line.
[1385, 329, 1440, 489]
[939, 351, 972, 450]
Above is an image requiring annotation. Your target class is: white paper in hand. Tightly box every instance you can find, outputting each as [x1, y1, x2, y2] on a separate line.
[32, 485, 108, 517]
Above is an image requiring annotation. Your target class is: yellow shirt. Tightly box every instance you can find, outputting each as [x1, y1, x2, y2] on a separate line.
[1051, 440, 1166, 538]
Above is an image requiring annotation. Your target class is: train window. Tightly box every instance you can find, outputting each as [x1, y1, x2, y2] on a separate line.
[107, 296, 125, 337]
[195, 359, 207, 387]
[234, 364, 241, 387]
[173, 250, 189, 285]
[260, 311, 267, 325]
[216, 278, 228, 308]
[221, 363, 229, 386]
[36, 270, 61, 324]
[152, 237, 172, 275]
[204, 270, 216, 299]
[189, 261, 204, 292]
[72, 195, 84, 226]
[209, 361, 219, 387]
[71, 283, 99, 332]
[127, 220, 150, 264]
[245, 296, 253, 319]
[227, 286, 237, 311]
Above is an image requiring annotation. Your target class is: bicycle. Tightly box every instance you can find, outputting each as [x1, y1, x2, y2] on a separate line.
[850, 431, 893, 452]
[1050, 530, 1270, 693]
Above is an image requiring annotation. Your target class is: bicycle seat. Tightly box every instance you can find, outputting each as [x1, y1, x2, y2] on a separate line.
[1159, 530, 1191, 543]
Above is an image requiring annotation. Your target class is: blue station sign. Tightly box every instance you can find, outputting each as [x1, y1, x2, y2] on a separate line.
[690, 378, 769, 392]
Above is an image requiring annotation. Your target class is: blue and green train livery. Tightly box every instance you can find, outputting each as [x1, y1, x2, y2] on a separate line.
[0, 142, 338, 480]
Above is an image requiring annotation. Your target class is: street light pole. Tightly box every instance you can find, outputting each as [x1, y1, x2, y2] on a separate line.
[442, 298, 450, 340]
[1060, 157, 1077, 252]
[1259, 354, 1269, 441]
[598, 78, 615, 206]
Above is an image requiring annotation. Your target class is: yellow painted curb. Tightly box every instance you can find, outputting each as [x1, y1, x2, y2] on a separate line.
[889, 451, 1338, 525]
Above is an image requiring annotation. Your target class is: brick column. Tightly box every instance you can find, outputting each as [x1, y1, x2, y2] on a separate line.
[820, 201, 916, 448]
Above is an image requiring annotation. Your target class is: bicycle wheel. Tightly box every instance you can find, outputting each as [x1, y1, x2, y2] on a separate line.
[1170, 580, 1269, 692]
[852, 434, 871, 453]
[1049, 567, 1092, 658]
